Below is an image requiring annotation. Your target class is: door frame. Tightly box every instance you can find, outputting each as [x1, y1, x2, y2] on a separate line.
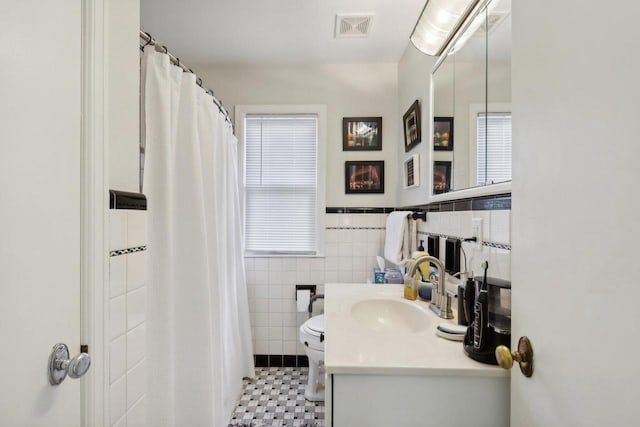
[81, 0, 108, 425]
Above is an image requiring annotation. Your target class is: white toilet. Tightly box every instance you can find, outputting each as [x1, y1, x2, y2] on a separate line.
[299, 314, 325, 402]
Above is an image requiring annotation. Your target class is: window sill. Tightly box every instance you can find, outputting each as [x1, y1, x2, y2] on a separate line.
[244, 253, 325, 259]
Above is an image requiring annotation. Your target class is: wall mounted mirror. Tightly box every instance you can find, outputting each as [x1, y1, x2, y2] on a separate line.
[431, 0, 512, 197]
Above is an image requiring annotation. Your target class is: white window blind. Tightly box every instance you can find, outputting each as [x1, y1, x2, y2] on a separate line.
[244, 114, 318, 255]
[476, 112, 512, 186]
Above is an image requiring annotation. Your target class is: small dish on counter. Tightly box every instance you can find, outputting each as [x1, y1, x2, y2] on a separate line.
[436, 323, 467, 341]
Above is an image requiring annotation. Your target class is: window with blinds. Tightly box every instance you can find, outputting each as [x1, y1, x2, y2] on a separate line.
[244, 114, 319, 255]
[476, 112, 512, 186]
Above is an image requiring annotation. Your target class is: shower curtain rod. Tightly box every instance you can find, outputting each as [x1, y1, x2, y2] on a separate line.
[140, 30, 232, 126]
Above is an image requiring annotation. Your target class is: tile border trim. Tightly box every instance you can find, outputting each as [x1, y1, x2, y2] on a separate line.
[417, 231, 511, 251]
[110, 246, 147, 257]
[325, 207, 396, 214]
[416, 193, 511, 212]
[325, 193, 511, 215]
[254, 354, 309, 368]
[325, 226, 385, 231]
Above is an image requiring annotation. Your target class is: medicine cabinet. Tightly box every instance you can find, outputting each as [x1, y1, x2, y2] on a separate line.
[431, 0, 512, 198]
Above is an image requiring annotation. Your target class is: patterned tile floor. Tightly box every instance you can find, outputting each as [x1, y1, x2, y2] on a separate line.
[228, 367, 325, 427]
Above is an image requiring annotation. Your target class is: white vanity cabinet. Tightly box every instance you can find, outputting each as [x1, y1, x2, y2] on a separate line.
[323, 283, 509, 427]
[327, 373, 508, 426]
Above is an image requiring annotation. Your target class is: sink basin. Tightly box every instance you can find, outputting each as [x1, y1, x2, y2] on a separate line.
[350, 298, 430, 333]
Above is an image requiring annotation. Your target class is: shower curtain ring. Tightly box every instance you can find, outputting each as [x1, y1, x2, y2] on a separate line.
[162, 45, 168, 54]
[141, 35, 153, 51]
[145, 35, 153, 47]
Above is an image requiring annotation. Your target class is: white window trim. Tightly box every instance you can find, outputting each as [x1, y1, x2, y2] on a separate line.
[235, 104, 327, 258]
[468, 102, 512, 188]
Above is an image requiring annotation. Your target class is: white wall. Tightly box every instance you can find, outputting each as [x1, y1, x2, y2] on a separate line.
[397, 44, 436, 208]
[511, 1, 640, 425]
[195, 63, 399, 207]
[107, 0, 141, 192]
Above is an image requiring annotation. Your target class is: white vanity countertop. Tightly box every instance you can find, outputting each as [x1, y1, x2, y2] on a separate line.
[324, 283, 510, 378]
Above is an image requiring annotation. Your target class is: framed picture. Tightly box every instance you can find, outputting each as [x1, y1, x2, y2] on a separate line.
[342, 117, 382, 151]
[403, 100, 421, 152]
[345, 161, 384, 194]
[404, 154, 420, 189]
[433, 161, 451, 194]
[434, 116, 454, 151]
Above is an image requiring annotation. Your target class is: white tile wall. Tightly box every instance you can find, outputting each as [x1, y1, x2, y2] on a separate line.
[245, 209, 511, 357]
[418, 209, 511, 282]
[110, 376, 127, 425]
[126, 288, 146, 330]
[126, 360, 146, 408]
[126, 396, 147, 427]
[110, 256, 127, 298]
[110, 211, 128, 251]
[109, 209, 148, 427]
[110, 296, 127, 340]
[245, 213, 387, 356]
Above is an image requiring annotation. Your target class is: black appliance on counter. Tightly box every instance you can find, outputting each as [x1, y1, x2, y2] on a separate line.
[463, 276, 511, 365]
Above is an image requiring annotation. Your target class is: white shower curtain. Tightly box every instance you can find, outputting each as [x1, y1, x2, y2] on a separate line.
[141, 46, 254, 427]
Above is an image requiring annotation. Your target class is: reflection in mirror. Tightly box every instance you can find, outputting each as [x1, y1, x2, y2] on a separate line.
[431, 0, 512, 196]
[432, 55, 454, 195]
[483, 0, 512, 186]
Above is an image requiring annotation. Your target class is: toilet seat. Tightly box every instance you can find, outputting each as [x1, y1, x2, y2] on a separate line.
[300, 315, 325, 351]
[305, 314, 324, 333]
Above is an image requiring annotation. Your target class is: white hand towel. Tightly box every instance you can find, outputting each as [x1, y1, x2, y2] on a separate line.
[404, 217, 417, 262]
[384, 211, 413, 265]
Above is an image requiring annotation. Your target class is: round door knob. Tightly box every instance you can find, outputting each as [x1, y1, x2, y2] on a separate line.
[65, 352, 91, 378]
[495, 336, 534, 378]
[48, 343, 91, 385]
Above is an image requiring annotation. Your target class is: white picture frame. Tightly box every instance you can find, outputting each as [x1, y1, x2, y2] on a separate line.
[404, 154, 420, 189]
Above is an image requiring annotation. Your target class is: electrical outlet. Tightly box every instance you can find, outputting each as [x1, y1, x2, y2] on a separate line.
[472, 218, 483, 249]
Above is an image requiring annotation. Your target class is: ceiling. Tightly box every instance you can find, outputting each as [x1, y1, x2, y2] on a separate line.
[140, 0, 427, 65]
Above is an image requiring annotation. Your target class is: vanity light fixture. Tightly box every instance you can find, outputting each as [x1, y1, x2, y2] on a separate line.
[410, 0, 482, 56]
[449, 0, 504, 54]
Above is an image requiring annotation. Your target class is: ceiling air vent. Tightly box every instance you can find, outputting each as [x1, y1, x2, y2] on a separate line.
[335, 13, 374, 38]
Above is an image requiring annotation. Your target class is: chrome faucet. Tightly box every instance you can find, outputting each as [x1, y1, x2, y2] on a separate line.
[405, 255, 453, 319]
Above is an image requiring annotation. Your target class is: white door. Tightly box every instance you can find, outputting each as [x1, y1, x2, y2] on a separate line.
[511, 1, 640, 425]
[0, 1, 83, 426]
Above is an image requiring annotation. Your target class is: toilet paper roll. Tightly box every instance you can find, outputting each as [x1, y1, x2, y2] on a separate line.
[296, 289, 311, 312]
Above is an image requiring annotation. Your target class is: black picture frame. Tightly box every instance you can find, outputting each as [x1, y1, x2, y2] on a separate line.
[342, 117, 382, 151]
[403, 100, 421, 152]
[433, 161, 452, 194]
[434, 116, 454, 151]
[345, 161, 384, 194]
